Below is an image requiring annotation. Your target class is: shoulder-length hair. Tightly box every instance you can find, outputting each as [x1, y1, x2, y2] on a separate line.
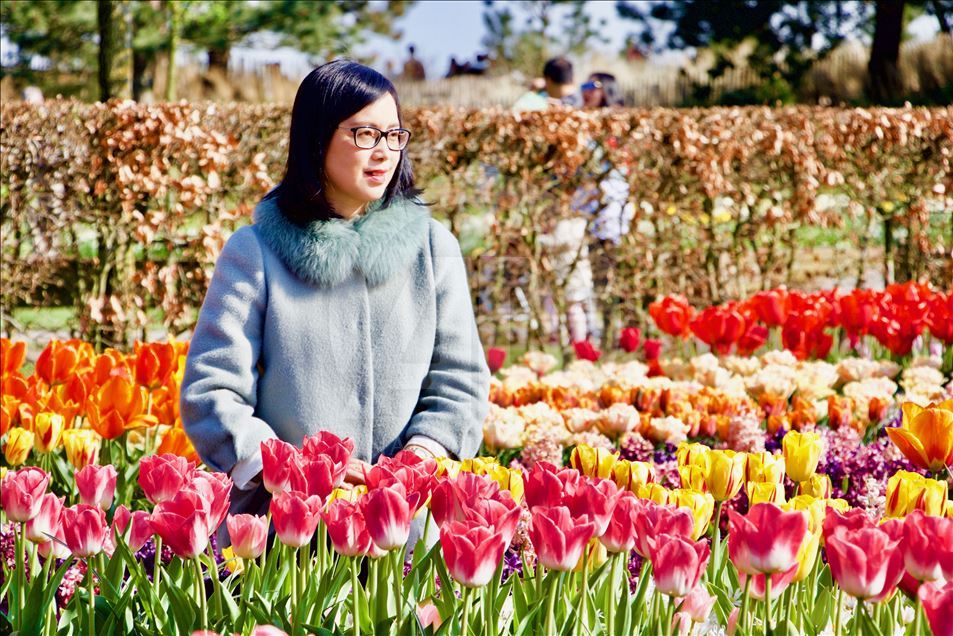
[268, 59, 422, 225]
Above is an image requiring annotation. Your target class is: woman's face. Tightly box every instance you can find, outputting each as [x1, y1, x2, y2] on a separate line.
[582, 81, 604, 109]
[324, 93, 402, 219]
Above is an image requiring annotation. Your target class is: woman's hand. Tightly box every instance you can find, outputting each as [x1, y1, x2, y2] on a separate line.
[344, 457, 372, 486]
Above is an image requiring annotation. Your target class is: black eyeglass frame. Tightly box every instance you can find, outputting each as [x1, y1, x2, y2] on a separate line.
[338, 125, 412, 151]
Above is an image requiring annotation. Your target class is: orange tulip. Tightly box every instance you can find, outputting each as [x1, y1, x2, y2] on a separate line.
[887, 400, 953, 473]
[1, 373, 29, 400]
[35, 340, 83, 387]
[85, 375, 158, 440]
[92, 349, 132, 385]
[156, 426, 200, 463]
[134, 341, 178, 390]
[1, 339, 27, 375]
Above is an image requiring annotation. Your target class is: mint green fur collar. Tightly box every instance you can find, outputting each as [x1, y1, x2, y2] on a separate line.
[253, 196, 431, 288]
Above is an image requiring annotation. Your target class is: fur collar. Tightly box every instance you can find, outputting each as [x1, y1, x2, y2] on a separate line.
[253, 196, 431, 288]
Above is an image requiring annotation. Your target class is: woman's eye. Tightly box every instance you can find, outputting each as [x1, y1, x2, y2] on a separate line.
[355, 129, 378, 146]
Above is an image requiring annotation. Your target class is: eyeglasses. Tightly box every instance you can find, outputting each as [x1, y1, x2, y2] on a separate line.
[339, 126, 412, 151]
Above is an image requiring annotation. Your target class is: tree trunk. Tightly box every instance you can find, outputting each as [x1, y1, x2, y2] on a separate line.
[207, 46, 230, 74]
[166, 0, 180, 101]
[867, 0, 905, 103]
[97, 0, 116, 101]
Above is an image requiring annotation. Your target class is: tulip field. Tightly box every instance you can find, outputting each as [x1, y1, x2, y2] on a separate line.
[1, 283, 953, 635]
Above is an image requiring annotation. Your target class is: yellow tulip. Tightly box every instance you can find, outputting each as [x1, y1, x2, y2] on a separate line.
[782, 430, 823, 483]
[792, 528, 821, 582]
[570, 444, 618, 479]
[799, 474, 833, 500]
[487, 465, 524, 504]
[786, 495, 826, 533]
[670, 488, 715, 540]
[885, 470, 948, 518]
[887, 400, 953, 473]
[573, 537, 609, 572]
[3, 427, 34, 465]
[459, 457, 499, 475]
[435, 457, 462, 478]
[745, 451, 786, 484]
[221, 546, 244, 575]
[61, 428, 101, 469]
[946, 500, 953, 519]
[636, 483, 672, 505]
[826, 498, 851, 514]
[747, 482, 786, 506]
[677, 442, 710, 470]
[32, 412, 65, 453]
[678, 464, 708, 492]
[705, 450, 746, 501]
[327, 485, 367, 504]
[612, 460, 655, 493]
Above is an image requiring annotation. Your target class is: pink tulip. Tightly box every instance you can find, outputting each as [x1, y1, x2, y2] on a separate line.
[61, 504, 109, 557]
[363, 483, 417, 551]
[38, 523, 70, 560]
[322, 499, 373, 557]
[189, 470, 232, 533]
[76, 464, 117, 510]
[632, 501, 695, 560]
[301, 431, 354, 465]
[271, 490, 322, 548]
[728, 503, 808, 575]
[678, 582, 717, 623]
[601, 492, 641, 554]
[903, 510, 953, 582]
[524, 461, 580, 510]
[416, 601, 443, 630]
[290, 455, 344, 502]
[565, 478, 620, 538]
[250, 627, 291, 636]
[487, 347, 507, 373]
[365, 451, 437, 512]
[139, 454, 195, 504]
[262, 438, 300, 494]
[529, 505, 596, 572]
[738, 563, 799, 601]
[727, 608, 740, 636]
[918, 580, 953, 636]
[226, 514, 269, 559]
[652, 533, 710, 597]
[25, 493, 64, 544]
[462, 496, 522, 545]
[440, 519, 508, 587]
[826, 525, 904, 601]
[151, 489, 212, 558]
[1, 466, 50, 522]
[822, 507, 874, 540]
[431, 471, 502, 527]
[112, 505, 154, 552]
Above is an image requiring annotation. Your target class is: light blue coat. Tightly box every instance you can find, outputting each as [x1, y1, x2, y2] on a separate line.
[180, 195, 490, 511]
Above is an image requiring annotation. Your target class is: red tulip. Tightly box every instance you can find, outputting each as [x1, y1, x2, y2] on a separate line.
[529, 505, 596, 571]
[112, 505, 154, 552]
[76, 464, 117, 510]
[649, 296, 694, 338]
[600, 492, 641, 553]
[826, 525, 905, 601]
[62, 504, 109, 557]
[25, 493, 64, 544]
[737, 563, 799, 601]
[151, 489, 212, 558]
[271, 490, 322, 549]
[1, 466, 50, 522]
[226, 514, 269, 559]
[619, 327, 641, 353]
[262, 438, 300, 494]
[632, 501, 695, 560]
[643, 338, 662, 360]
[925, 293, 953, 345]
[750, 289, 790, 327]
[838, 290, 879, 346]
[322, 499, 374, 557]
[35, 339, 82, 387]
[728, 503, 808, 575]
[573, 340, 602, 362]
[363, 483, 417, 551]
[487, 347, 507, 373]
[139, 453, 195, 504]
[918, 580, 953, 636]
[440, 519, 508, 587]
[652, 533, 710, 597]
[902, 511, 953, 583]
[736, 324, 769, 356]
[689, 306, 747, 355]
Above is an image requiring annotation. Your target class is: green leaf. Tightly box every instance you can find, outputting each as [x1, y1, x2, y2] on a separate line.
[18, 556, 74, 636]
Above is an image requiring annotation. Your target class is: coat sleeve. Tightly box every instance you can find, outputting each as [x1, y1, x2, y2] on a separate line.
[180, 226, 277, 475]
[402, 221, 491, 459]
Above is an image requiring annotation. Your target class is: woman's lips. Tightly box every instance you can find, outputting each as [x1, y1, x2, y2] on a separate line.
[364, 169, 388, 184]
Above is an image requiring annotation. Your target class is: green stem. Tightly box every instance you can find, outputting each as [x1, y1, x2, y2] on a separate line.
[350, 558, 361, 636]
[87, 558, 96, 636]
[393, 549, 403, 632]
[850, 601, 862, 636]
[290, 545, 299, 625]
[912, 597, 922, 636]
[764, 575, 772, 634]
[577, 547, 589, 635]
[544, 572, 561, 636]
[536, 559, 544, 603]
[606, 553, 619, 636]
[15, 523, 25, 629]
[833, 587, 843, 636]
[739, 576, 751, 634]
[193, 557, 207, 630]
[461, 586, 473, 636]
[712, 500, 723, 580]
[153, 535, 163, 596]
[205, 542, 223, 618]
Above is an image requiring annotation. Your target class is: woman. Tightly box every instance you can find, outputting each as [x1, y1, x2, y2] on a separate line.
[581, 72, 624, 109]
[180, 60, 491, 523]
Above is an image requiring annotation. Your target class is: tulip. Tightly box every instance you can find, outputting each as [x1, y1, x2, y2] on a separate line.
[705, 450, 746, 501]
[678, 583, 716, 623]
[416, 601, 443, 631]
[689, 305, 747, 355]
[728, 503, 808, 575]
[34, 339, 82, 386]
[632, 501, 696, 559]
[3, 427, 33, 465]
[431, 471, 502, 526]
[151, 489, 212, 558]
[25, 493, 64, 544]
[226, 514, 269, 559]
[885, 470, 948, 518]
[619, 327, 641, 353]
[826, 525, 904, 601]
[61, 504, 109, 557]
[289, 455, 345, 502]
[85, 374, 158, 439]
[738, 564, 799, 601]
[190, 470, 232, 532]
[565, 478, 620, 538]
[38, 524, 71, 560]
[782, 430, 823, 483]
[918, 580, 953, 636]
[600, 493, 642, 553]
[486, 347, 507, 373]
[76, 464, 117, 510]
[112, 505, 154, 552]
[570, 444, 618, 479]
[486, 464, 524, 504]
[529, 505, 596, 571]
[322, 499, 374, 557]
[156, 427, 200, 463]
[440, 519, 508, 587]
[902, 511, 953, 582]
[677, 442, 711, 470]
[643, 338, 662, 360]
[32, 412, 65, 453]
[139, 453, 195, 504]
[652, 533, 710, 597]
[745, 451, 786, 484]
[649, 295, 694, 338]
[573, 340, 601, 362]
[670, 489, 715, 540]
[271, 491, 322, 549]
[747, 482, 786, 506]
[362, 483, 419, 551]
[1, 338, 27, 375]
[525, 462, 579, 510]
[800, 474, 833, 500]
[1, 466, 51, 522]
[887, 400, 953, 473]
[134, 341, 178, 390]
[301, 431, 354, 467]
[678, 464, 708, 492]
[637, 482, 673, 506]
[61, 428, 101, 469]
[261, 438, 299, 494]
[612, 459, 655, 493]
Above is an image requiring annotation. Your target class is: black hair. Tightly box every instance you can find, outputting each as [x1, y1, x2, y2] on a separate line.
[588, 72, 624, 107]
[268, 59, 422, 225]
[543, 57, 574, 85]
